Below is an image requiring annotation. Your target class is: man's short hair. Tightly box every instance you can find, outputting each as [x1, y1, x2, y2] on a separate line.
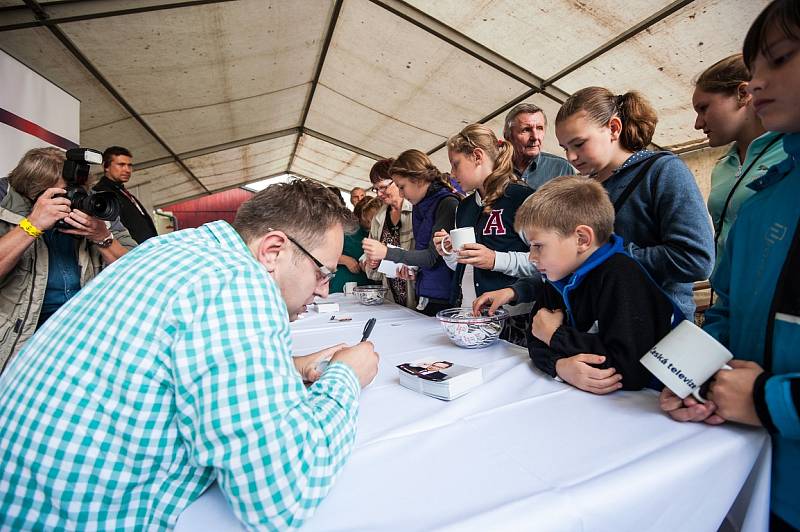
[233, 179, 356, 250]
[503, 103, 547, 140]
[102, 146, 132, 168]
[515, 175, 614, 244]
[350, 186, 365, 194]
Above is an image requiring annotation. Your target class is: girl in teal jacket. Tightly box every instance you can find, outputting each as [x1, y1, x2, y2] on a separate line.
[661, 2, 800, 529]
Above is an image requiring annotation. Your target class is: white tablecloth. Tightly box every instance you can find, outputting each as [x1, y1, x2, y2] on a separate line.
[177, 294, 771, 531]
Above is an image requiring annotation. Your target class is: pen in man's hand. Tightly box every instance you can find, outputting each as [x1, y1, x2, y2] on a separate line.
[360, 318, 376, 343]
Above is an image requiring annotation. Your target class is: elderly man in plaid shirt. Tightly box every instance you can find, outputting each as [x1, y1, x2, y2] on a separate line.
[0, 180, 379, 530]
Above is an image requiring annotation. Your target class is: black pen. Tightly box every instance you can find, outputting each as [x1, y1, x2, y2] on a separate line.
[360, 318, 376, 343]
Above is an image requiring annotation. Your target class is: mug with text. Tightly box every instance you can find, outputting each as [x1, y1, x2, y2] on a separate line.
[640, 319, 733, 403]
[439, 227, 476, 256]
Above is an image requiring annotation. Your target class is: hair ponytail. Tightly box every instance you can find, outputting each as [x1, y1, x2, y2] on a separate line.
[556, 86, 657, 152]
[390, 149, 458, 195]
[447, 124, 516, 212]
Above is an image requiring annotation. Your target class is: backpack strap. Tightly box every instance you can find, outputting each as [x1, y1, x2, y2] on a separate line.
[613, 152, 671, 213]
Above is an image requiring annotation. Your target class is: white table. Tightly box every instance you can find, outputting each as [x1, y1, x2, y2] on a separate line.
[177, 295, 771, 531]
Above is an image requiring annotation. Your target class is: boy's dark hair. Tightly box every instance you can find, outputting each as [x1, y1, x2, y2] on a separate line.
[743, 0, 800, 70]
[515, 175, 615, 244]
[233, 179, 356, 249]
[102, 146, 132, 168]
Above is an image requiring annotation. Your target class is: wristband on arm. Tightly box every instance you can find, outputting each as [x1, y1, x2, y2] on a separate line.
[19, 217, 43, 239]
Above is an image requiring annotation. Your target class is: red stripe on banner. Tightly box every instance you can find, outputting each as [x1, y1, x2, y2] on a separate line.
[0, 107, 78, 150]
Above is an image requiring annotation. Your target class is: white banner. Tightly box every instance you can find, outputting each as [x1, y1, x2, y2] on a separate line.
[0, 49, 80, 177]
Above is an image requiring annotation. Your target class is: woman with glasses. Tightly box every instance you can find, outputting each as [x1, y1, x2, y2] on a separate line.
[363, 150, 460, 316]
[362, 159, 416, 309]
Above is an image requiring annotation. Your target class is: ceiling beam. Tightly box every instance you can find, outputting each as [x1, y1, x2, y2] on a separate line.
[21, 0, 210, 193]
[542, 0, 695, 88]
[302, 127, 384, 161]
[0, 0, 237, 32]
[368, 0, 570, 105]
[287, 0, 344, 174]
[134, 127, 301, 170]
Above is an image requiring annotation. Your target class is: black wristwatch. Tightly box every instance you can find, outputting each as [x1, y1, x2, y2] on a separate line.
[92, 233, 114, 248]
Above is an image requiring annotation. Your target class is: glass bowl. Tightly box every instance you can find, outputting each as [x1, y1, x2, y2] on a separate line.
[436, 307, 509, 349]
[353, 285, 388, 305]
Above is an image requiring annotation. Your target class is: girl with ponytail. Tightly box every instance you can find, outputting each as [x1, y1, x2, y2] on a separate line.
[362, 149, 460, 316]
[435, 124, 539, 346]
[553, 87, 714, 320]
[693, 54, 786, 268]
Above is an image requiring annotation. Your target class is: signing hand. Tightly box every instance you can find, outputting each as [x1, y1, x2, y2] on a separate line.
[472, 287, 515, 316]
[456, 243, 496, 270]
[27, 188, 70, 231]
[531, 308, 564, 345]
[59, 209, 111, 242]
[555, 354, 623, 395]
[707, 360, 764, 426]
[658, 387, 725, 425]
[330, 341, 379, 388]
[362, 238, 388, 261]
[294, 343, 347, 383]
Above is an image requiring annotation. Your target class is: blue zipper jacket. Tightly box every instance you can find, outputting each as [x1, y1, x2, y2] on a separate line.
[703, 132, 800, 528]
[529, 234, 682, 390]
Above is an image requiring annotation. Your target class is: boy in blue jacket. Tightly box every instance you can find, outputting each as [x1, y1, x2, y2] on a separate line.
[660, 2, 800, 529]
[519, 176, 681, 393]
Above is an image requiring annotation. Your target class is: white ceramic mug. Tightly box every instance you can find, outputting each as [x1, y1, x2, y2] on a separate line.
[439, 227, 476, 256]
[640, 320, 733, 403]
[343, 281, 358, 295]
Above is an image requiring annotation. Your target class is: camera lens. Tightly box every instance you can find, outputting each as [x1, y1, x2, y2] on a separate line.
[85, 191, 120, 221]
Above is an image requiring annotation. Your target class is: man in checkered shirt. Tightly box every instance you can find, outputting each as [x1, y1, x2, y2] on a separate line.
[0, 180, 379, 530]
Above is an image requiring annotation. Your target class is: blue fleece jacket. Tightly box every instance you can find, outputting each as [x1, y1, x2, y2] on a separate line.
[603, 151, 714, 319]
[704, 133, 800, 528]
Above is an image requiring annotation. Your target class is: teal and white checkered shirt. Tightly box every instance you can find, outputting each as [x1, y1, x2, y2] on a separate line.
[0, 221, 361, 531]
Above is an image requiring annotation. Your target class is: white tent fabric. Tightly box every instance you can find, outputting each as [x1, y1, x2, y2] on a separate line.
[0, 0, 766, 208]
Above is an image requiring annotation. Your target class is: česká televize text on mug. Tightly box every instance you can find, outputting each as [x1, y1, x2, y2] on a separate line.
[640, 320, 733, 403]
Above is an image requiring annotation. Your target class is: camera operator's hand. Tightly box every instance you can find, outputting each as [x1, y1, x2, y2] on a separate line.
[27, 188, 71, 231]
[59, 209, 112, 242]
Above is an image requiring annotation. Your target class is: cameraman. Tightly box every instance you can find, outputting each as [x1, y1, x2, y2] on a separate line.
[0, 147, 135, 372]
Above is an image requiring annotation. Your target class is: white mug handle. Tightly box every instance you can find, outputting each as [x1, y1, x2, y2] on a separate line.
[691, 363, 733, 403]
[439, 234, 454, 256]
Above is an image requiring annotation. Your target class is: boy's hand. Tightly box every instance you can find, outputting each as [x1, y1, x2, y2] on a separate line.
[659, 387, 725, 425]
[707, 360, 764, 426]
[555, 354, 622, 395]
[472, 287, 515, 316]
[531, 308, 564, 345]
[456, 243, 495, 270]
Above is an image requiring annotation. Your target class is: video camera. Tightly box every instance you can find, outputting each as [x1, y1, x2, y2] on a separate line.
[56, 148, 120, 228]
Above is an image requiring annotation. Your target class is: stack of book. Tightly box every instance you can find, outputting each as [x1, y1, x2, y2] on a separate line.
[397, 359, 483, 400]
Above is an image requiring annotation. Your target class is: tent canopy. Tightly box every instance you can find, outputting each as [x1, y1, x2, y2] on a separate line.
[0, 0, 765, 207]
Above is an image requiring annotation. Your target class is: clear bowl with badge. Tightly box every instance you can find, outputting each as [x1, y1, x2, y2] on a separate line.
[436, 307, 508, 349]
[353, 285, 388, 305]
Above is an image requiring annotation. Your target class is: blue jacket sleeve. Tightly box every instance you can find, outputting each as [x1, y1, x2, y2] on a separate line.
[627, 157, 715, 284]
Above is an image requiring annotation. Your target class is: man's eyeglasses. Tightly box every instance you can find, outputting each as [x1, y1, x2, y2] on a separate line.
[269, 228, 336, 284]
[371, 180, 394, 194]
